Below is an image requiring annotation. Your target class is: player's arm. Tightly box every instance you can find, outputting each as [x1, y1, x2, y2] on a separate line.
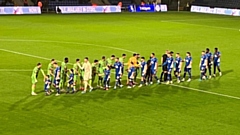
[56, 70, 60, 80]
[131, 71, 135, 78]
[154, 62, 158, 71]
[40, 69, 46, 78]
[162, 61, 167, 66]
[204, 59, 208, 69]
[143, 65, 147, 75]
[188, 60, 193, 68]
[179, 61, 182, 71]
[119, 66, 122, 75]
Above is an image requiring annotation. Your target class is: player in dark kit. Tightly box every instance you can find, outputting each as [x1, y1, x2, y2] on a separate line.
[53, 62, 61, 96]
[160, 50, 169, 82]
[162, 51, 174, 84]
[174, 53, 182, 83]
[199, 51, 208, 81]
[113, 57, 123, 89]
[145, 59, 152, 85]
[205, 48, 213, 79]
[213, 48, 222, 77]
[150, 53, 160, 84]
[182, 52, 193, 82]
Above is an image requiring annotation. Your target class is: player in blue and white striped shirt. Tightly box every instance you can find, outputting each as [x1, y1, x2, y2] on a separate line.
[182, 52, 193, 82]
[162, 51, 174, 84]
[199, 51, 208, 81]
[113, 58, 123, 89]
[213, 48, 222, 77]
[174, 53, 182, 83]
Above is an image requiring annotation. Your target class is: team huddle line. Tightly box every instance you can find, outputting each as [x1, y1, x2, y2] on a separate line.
[30, 48, 222, 96]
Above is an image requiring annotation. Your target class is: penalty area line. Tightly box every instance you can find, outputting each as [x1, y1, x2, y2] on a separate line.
[0, 47, 240, 100]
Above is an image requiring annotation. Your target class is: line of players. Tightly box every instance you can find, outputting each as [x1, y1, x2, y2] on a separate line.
[30, 48, 221, 96]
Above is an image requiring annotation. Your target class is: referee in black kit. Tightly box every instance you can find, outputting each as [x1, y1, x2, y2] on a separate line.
[160, 50, 169, 82]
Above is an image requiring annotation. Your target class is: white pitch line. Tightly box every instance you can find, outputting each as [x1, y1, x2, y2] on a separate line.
[170, 84, 240, 100]
[0, 40, 240, 100]
[0, 69, 32, 72]
[161, 20, 239, 31]
[0, 39, 135, 53]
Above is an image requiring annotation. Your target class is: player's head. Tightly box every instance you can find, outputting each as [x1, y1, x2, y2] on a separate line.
[84, 57, 88, 62]
[186, 52, 191, 57]
[176, 53, 180, 57]
[202, 51, 205, 55]
[206, 48, 210, 53]
[76, 58, 80, 63]
[167, 53, 171, 57]
[151, 53, 155, 58]
[94, 60, 98, 64]
[136, 53, 140, 58]
[133, 53, 137, 57]
[51, 59, 55, 64]
[64, 57, 69, 63]
[122, 54, 126, 58]
[141, 57, 145, 61]
[102, 56, 106, 60]
[106, 65, 111, 70]
[111, 55, 115, 60]
[215, 47, 218, 52]
[115, 57, 119, 62]
[37, 63, 42, 68]
[46, 75, 50, 78]
[53, 62, 58, 67]
[170, 51, 174, 56]
[70, 69, 74, 73]
[165, 50, 169, 54]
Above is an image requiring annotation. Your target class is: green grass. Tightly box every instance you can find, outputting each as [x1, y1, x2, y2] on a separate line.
[0, 12, 240, 135]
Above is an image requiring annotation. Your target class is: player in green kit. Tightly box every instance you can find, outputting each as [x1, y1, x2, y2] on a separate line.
[79, 61, 84, 90]
[47, 59, 55, 92]
[73, 58, 81, 92]
[107, 55, 115, 66]
[91, 60, 99, 88]
[98, 56, 106, 88]
[60, 57, 69, 91]
[31, 63, 46, 95]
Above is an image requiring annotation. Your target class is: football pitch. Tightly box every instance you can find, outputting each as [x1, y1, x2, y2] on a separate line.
[0, 12, 240, 135]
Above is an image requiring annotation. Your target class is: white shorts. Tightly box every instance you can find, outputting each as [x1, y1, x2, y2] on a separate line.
[84, 72, 92, 81]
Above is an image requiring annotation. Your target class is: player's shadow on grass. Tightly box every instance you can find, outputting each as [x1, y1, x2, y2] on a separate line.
[8, 95, 32, 111]
[198, 69, 233, 90]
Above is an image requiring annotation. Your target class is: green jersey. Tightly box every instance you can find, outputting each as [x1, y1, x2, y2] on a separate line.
[73, 63, 80, 75]
[61, 62, 67, 74]
[119, 57, 123, 63]
[98, 60, 106, 73]
[79, 62, 84, 76]
[107, 58, 113, 66]
[92, 63, 98, 74]
[47, 63, 54, 75]
[31, 66, 44, 79]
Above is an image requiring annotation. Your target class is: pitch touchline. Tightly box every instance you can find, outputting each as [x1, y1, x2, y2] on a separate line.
[0, 69, 33, 72]
[0, 39, 135, 53]
[0, 40, 239, 100]
[161, 20, 239, 31]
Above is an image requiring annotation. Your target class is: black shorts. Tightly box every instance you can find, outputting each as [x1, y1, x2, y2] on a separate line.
[162, 65, 167, 71]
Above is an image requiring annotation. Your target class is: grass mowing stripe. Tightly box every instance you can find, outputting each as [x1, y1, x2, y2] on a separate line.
[1, 48, 240, 100]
